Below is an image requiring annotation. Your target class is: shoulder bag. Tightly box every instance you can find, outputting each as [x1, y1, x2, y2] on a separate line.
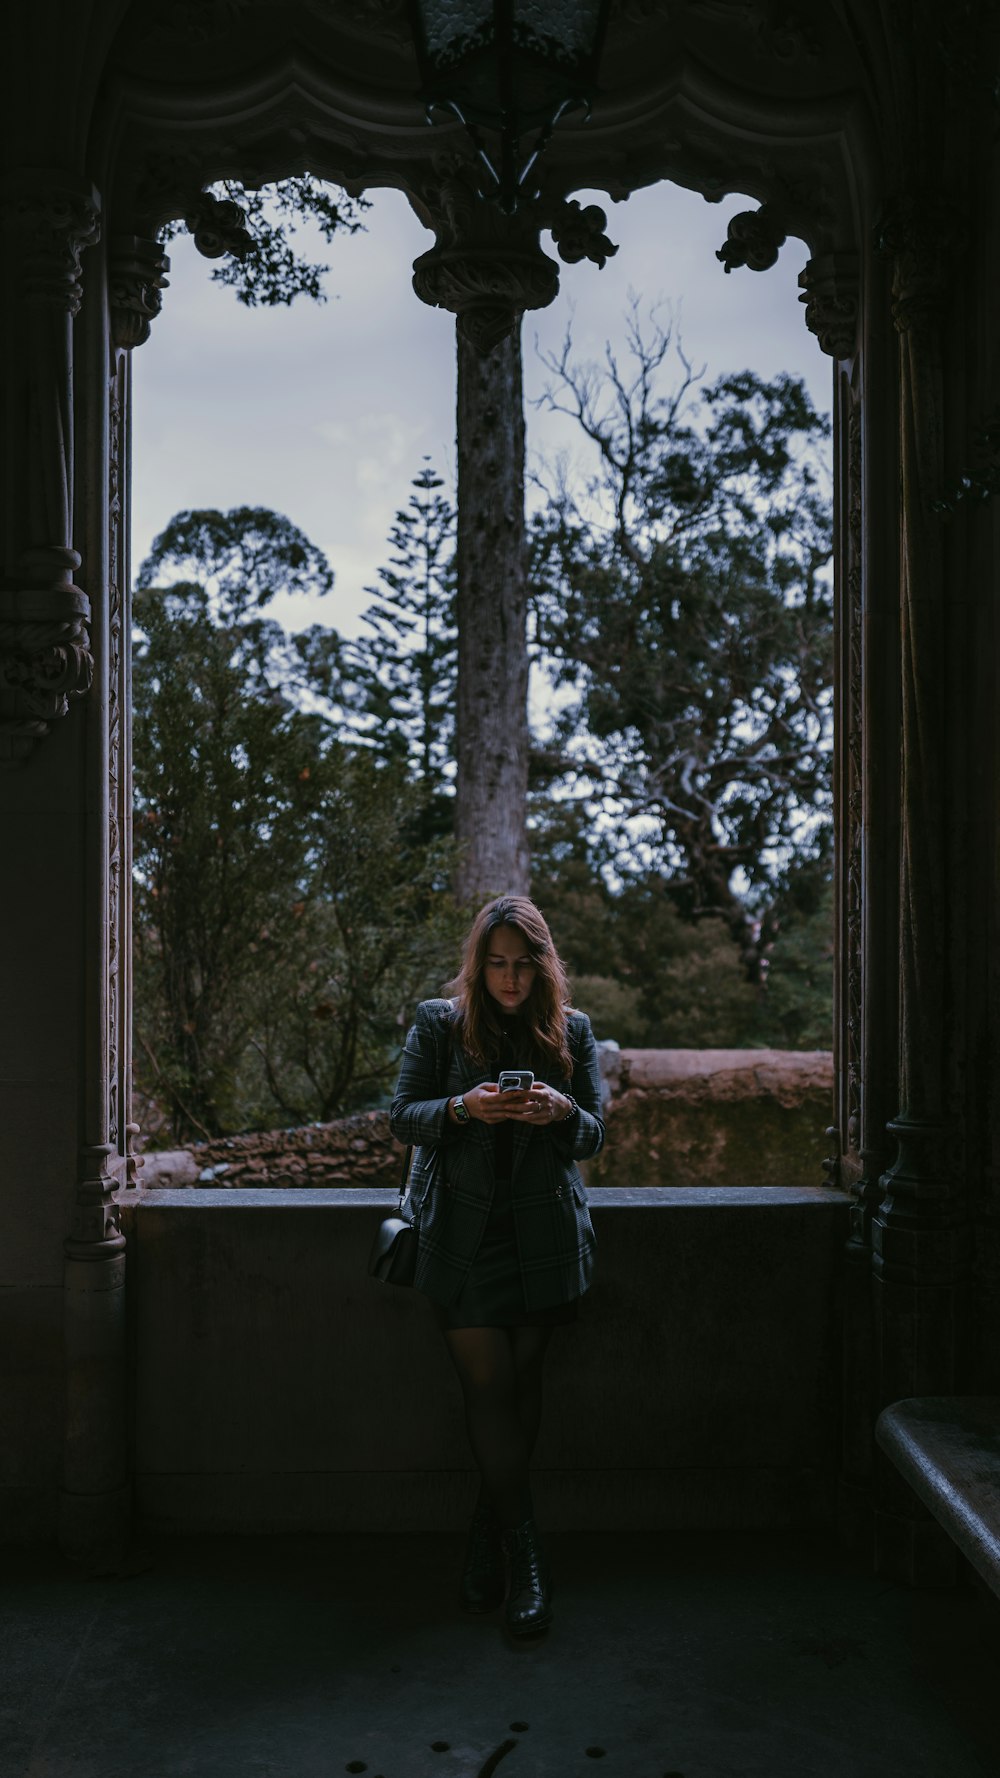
[367, 1143, 422, 1286]
[367, 1007, 453, 1288]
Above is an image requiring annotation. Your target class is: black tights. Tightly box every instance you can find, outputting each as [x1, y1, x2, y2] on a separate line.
[443, 1325, 553, 1529]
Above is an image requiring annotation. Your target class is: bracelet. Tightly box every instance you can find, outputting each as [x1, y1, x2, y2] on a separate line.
[558, 1095, 579, 1122]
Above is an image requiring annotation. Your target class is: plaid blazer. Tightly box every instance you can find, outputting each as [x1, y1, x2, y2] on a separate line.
[389, 998, 605, 1311]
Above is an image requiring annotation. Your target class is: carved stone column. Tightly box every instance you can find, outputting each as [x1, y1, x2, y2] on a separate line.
[59, 233, 167, 1571]
[799, 248, 894, 1544]
[0, 176, 100, 763]
[411, 167, 616, 898]
[871, 197, 972, 1583]
[799, 253, 862, 1191]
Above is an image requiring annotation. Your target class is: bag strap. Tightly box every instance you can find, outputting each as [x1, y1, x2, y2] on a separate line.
[398, 1144, 413, 1208]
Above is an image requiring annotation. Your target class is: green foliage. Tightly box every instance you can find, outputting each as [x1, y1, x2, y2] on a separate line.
[162, 175, 370, 307]
[133, 507, 459, 1143]
[531, 801, 832, 1050]
[229, 750, 460, 1128]
[530, 304, 833, 979]
[751, 877, 834, 1049]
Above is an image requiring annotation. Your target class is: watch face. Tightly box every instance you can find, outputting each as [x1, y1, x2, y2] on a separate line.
[454, 1096, 470, 1123]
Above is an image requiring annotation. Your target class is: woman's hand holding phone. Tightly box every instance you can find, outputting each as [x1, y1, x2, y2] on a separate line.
[458, 1081, 528, 1124]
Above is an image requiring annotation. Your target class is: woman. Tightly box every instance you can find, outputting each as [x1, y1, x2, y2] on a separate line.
[390, 894, 605, 1637]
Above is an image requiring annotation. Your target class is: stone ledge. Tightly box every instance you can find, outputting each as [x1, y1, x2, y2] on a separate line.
[129, 1185, 847, 1210]
[875, 1397, 1000, 1597]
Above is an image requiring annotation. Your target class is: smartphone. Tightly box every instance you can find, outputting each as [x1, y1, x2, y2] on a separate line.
[498, 1069, 534, 1093]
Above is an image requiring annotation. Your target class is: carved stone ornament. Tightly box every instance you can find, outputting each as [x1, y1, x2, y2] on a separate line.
[150, 0, 255, 39]
[69, 1143, 123, 1250]
[109, 236, 171, 349]
[0, 573, 94, 765]
[798, 251, 859, 360]
[547, 198, 619, 270]
[686, 1, 820, 59]
[183, 188, 254, 262]
[0, 176, 101, 315]
[878, 195, 966, 337]
[412, 166, 561, 353]
[716, 204, 786, 274]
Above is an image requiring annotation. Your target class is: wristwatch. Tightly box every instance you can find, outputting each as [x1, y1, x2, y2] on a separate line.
[452, 1094, 471, 1125]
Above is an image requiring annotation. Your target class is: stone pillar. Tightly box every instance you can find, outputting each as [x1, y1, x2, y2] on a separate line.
[60, 234, 168, 1570]
[871, 199, 971, 1583]
[0, 172, 110, 1546]
[0, 183, 171, 1561]
[410, 166, 558, 902]
[800, 247, 904, 1547]
[453, 322, 530, 902]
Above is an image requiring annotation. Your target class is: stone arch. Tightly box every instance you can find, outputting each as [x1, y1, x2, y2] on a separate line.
[86, 0, 883, 1184]
[6, 0, 997, 1575]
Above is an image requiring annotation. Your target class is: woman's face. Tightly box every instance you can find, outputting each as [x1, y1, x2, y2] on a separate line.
[483, 924, 537, 1013]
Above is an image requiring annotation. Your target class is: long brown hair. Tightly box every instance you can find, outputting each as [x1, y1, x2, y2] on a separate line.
[449, 895, 573, 1077]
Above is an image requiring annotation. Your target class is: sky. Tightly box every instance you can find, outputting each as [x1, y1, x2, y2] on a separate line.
[131, 177, 832, 639]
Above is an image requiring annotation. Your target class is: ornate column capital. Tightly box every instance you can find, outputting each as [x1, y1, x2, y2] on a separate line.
[0, 173, 100, 762]
[0, 575, 93, 765]
[411, 162, 561, 355]
[798, 251, 859, 359]
[1, 173, 101, 315]
[109, 236, 171, 349]
[878, 195, 965, 337]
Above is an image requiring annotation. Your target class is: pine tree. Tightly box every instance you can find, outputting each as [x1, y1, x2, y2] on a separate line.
[340, 461, 458, 842]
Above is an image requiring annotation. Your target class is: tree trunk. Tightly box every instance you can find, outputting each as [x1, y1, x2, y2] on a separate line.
[454, 324, 530, 907]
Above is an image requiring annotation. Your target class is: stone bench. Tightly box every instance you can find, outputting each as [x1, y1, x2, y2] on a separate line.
[875, 1397, 1000, 1597]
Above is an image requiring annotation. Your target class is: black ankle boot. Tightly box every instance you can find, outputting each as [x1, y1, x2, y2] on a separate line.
[502, 1518, 553, 1636]
[459, 1502, 505, 1613]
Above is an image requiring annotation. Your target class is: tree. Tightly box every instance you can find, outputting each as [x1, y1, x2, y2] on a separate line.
[531, 799, 833, 1049]
[529, 305, 833, 979]
[243, 749, 459, 1126]
[336, 461, 457, 844]
[170, 174, 534, 904]
[132, 507, 458, 1141]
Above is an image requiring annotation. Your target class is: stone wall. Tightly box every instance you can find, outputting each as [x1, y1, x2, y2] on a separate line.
[125, 1186, 849, 1533]
[590, 1048, 833, 1189]
[139, 1049, 833, 1192]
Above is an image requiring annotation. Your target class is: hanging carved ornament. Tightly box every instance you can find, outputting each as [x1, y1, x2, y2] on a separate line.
[183, 188, 254, 262]
[547, 198, 619, 269]
[109, 236, 171, 349]
[715, 204, 786, 274]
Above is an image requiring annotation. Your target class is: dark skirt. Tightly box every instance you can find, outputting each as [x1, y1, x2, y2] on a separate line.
[429, 1175, 581, 1331]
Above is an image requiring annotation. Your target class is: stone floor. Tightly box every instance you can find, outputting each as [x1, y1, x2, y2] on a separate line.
[4, 1529, 1000, 1778]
